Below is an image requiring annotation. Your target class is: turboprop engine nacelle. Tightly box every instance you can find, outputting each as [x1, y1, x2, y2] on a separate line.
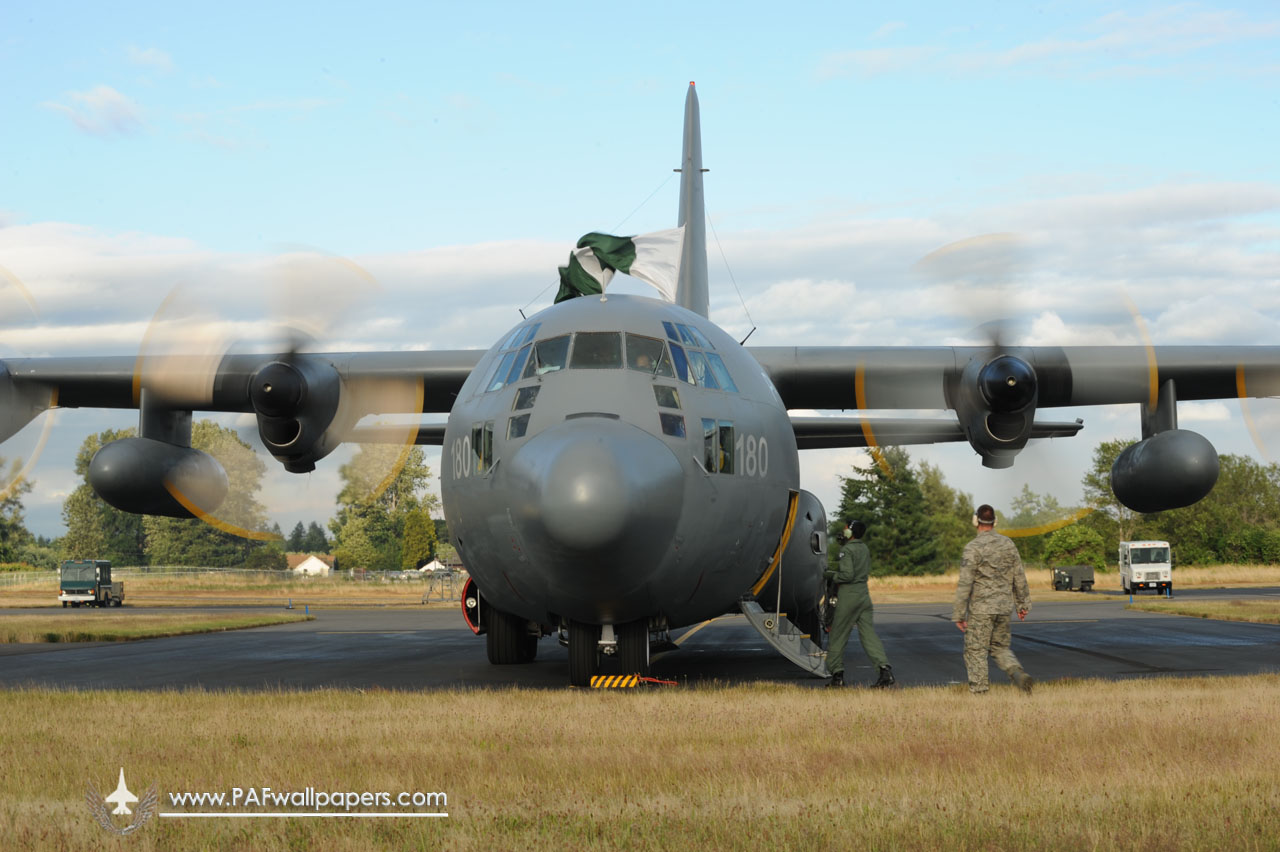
[951, 352, 1038, 469]
[249, 357, 343, 473]
[89, 437, 229, 519]
[1111, 429, 1219, 513]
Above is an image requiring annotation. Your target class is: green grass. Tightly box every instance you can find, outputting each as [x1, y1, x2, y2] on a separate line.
[0, 611, 313, 643]
[3, 677, 1280, 850]
[1126, 598, 1280, 625]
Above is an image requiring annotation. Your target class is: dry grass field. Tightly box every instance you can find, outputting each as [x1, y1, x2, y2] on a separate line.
[1127, 598, 1280, 625]
[0, 611, 312, 643]
[2, 677, 1279, 851]
[0, 571, 462, 609]
[4, 563, 1279, 610]
[870, 563, 1280, 603]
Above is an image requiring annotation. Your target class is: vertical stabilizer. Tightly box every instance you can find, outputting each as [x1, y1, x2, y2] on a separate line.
[676, 83, 709, 318]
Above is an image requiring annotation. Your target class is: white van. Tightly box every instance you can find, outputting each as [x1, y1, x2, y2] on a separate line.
[1119, 540, 1172, 594]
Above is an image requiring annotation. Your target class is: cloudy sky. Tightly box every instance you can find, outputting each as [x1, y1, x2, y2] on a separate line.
[1, 1, 1278, 537]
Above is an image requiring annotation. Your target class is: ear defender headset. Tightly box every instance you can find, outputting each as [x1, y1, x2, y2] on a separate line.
[972, 505, 997, 528]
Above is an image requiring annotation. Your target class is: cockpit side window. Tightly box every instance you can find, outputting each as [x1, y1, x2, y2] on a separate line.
[513, 386, 540, 410]
[486, 351, 518, 392]
[522, 334, 572, 378]
[687, 351, 720, 390]
[669, 342, 690, 383]
[625, 334, 674, 376]
[705, 353, 738, 392]
[505, 344, 532, 385]
[653, 385, 680, 409]
[674, 323, 699, 348]
[660, 319, 735, 392]
[569, 332, 622, 369]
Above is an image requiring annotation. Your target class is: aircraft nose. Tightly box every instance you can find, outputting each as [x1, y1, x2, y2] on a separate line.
[508, 417, 684, 556]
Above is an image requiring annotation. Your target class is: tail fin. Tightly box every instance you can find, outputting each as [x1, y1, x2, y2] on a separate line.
[675, 82, 709, 318]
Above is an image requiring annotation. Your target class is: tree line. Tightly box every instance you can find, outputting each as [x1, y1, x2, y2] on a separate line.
[6, 425, 1278, 574]
[829, 442, 1280, 575]
[4, 420, 443, 571]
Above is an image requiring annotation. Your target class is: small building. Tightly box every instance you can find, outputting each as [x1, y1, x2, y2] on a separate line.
[288, 554, 335, 576]
[418, 559, 446, 574]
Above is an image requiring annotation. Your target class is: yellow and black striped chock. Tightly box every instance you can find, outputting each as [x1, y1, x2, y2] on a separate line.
[589, 674, 640, 688]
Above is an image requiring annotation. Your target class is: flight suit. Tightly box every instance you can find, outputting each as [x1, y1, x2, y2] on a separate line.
[953, 530, 1033, 693]
[824, 539, 890, 677]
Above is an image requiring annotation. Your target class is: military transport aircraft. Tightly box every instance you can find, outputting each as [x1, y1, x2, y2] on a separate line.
[3, 83, 1278, 686]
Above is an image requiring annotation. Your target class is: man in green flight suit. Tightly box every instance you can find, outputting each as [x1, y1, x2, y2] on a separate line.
[824, 520, 894, 688]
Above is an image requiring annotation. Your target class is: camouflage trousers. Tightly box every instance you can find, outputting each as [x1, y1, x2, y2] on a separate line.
[963, 613, 1023, 693]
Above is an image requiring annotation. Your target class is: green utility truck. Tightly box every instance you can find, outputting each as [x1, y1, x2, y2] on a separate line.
[58, 560, 124, 608]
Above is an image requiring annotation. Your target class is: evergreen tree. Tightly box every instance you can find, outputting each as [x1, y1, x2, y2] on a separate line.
[287, 522, 306, 551]
[831, 447, 939, 575]
[303, 521, 329, 553]
[916, 460, 972, 569]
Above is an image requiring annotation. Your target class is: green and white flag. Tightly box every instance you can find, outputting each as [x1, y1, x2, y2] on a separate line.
[554, 226, 685, 304]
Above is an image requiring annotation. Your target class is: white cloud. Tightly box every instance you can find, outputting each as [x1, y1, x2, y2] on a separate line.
[42, 85, 144, 136]
[871, 21, 906, 40]
[1178, 401, 1232, 423]
[3, 168, 1277, 533]
[820, 6, 1280, 80]
[126, 45, 174, 73]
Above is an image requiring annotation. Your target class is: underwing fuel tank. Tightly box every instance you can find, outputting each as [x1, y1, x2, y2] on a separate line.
[89, 437, 229, 518]
[1111, 429, 1219, 513]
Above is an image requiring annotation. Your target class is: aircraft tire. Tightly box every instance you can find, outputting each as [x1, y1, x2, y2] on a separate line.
[568, 621, 601, 686]
[486, 608, 525, 665]
[617, 619, 650, 677]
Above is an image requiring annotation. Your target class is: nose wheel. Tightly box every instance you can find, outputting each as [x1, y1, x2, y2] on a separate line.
[617, 619, 651, 677]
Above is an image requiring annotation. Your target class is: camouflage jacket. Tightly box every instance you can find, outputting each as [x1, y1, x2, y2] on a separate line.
[825, 540, 870, 586]
[952, 530, 1031, 621]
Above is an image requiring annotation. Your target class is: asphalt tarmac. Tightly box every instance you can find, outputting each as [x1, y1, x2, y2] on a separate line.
[2, 586, 1279, 690]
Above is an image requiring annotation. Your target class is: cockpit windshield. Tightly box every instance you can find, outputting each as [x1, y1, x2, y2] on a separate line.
[569, 332, 623, 369]
[521, 334, 572, 378]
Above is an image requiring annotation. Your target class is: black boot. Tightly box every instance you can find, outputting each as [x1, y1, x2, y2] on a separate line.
[872, 665, 895, 688]
[826, 672, 844, 688]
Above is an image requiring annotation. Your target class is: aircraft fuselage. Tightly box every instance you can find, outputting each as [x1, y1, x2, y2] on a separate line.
[442, 294, 799, 630]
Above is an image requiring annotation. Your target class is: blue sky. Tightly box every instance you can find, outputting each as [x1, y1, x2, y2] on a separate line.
[2, 1, 1279, 536]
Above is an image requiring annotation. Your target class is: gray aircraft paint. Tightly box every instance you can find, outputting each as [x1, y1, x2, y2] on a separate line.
[442, 295, 802, 629]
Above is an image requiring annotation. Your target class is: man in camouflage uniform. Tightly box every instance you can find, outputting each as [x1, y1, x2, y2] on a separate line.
[824, 520, 894, 688]
[952, 504, 1033, 694]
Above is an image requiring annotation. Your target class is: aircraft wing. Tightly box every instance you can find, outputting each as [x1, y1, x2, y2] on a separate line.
[754, 344, 1280, 507]
[750, 345, 1280, 411]
[789, 415, 1083, 450]
[3, 350, 483, 415]
[0, 349, 483, 518]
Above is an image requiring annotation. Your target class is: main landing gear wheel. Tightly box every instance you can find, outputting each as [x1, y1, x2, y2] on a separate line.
[487, 608, 533, 665]
[568, 621, 601, 687]
[617, 619, 650, 677]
